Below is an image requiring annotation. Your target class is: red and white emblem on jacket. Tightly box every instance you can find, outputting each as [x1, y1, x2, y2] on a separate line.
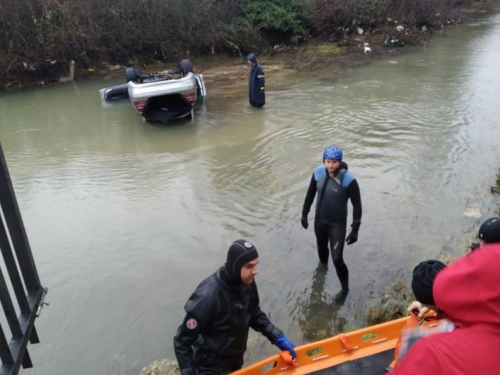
[186, 318, 198, 330]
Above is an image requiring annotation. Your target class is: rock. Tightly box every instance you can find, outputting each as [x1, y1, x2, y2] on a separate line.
[367, 308, 387, 325]
[392, 282, 405, 293]
[139, 359, 180, 375]
[290, 35, 305, 45]
[463, 207, 482, 218]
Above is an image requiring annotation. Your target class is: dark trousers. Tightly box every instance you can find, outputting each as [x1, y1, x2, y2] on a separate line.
[314, 219, 349, 285]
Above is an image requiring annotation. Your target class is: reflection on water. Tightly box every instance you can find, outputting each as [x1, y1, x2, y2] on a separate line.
[0, 4, 499, 374]
[295, 264, 347, 343]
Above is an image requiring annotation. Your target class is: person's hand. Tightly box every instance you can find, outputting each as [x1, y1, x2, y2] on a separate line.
[275, 333, 297, 359]
[407, 301, 429, 319]
[346, 222, 360, 245]
[346, 229, 358, 245]
[471, 242, 480, 252]
[301, 215, 308, 230]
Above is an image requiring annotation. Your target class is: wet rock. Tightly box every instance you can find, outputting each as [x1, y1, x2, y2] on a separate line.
[367, 308, 387, 325]
[368, 276, 410, 326]
[463, 207, 482, 218]
[438, 249, 454, 265]
[491, 168, 500, 195]
[392, 281, 405, 293]
[139, 359, 180, 375]
[334, 316, 348, 332]
[290, 35, 305, 45]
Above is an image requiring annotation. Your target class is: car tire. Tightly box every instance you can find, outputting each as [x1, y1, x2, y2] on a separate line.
[179, 59, 193, 77]
[125, 67, 137, 82]
[126, 67, 143, 83]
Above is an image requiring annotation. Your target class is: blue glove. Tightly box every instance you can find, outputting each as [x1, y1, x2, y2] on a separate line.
[275, 333, 297, 359]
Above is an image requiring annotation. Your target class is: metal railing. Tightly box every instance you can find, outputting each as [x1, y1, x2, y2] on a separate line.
[0, 141, 48, 375]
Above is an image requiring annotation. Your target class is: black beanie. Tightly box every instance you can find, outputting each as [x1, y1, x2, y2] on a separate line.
[226, 239, 259, 283]
[479, 217, 500, 244]
[411, 260, 446, 306]
[247, 53, 257, 64]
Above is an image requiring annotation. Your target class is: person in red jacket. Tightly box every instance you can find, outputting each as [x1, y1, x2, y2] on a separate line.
[392, 244, 500, 374]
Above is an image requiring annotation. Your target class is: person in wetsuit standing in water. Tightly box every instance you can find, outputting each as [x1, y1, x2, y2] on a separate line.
[301, 146, 362, 303]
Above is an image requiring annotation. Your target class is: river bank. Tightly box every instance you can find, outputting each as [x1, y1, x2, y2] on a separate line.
[0, 1, 490, 92]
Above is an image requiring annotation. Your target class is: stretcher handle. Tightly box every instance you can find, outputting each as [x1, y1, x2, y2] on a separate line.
[279, 351, 297, 367]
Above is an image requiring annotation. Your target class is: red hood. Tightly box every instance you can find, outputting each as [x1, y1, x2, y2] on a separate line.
[433, 244, 500, 328]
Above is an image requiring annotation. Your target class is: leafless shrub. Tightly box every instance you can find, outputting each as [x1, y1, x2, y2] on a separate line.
[0, 0, 472, 78]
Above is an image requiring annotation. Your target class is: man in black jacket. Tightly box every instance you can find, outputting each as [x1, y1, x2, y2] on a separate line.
[301, 146, 362, 303]
[247, 53, 265, 107]
[174, 239, 295, 375]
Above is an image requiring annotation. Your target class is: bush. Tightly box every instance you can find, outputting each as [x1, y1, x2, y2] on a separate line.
[0, 0, 473, 85]
[243, 0, 307, 35]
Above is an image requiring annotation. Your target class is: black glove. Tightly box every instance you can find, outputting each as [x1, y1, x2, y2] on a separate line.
[471, 242, 480, 252]
[346, 222, 360, 245]
[301, 215, 308, 229]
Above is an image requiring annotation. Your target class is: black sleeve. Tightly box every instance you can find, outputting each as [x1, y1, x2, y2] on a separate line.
[302, 174, 316, 216]
[250, 307, 283, 344]
[173, 314, 203, 375]
[248, 283, 282, 343]
[346, 179, 362, 226]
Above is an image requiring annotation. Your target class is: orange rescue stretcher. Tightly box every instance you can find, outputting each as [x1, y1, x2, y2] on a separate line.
[232, 315, 440, 375]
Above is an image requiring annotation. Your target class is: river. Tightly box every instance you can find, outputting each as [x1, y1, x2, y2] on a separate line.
[0, 3, 500, 374]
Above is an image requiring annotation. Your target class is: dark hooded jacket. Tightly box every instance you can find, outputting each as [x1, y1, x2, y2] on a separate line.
[174, 241, 282, 375]
[393, 244, 500, 374]
[248, 54, 265, 107]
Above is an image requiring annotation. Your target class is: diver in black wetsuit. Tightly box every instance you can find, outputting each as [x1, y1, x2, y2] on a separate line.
[247, 53, 265, 108]
[301, 146, 362, 302]
[173, 240, 296, 375]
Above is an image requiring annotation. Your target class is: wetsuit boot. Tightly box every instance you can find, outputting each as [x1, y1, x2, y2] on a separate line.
[334, 278, 349, 305]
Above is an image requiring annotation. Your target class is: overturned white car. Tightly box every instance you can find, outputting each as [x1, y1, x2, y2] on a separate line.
[99, 59, 206, 123]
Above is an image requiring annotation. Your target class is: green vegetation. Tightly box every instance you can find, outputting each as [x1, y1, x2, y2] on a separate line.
[305, 44, 346, 56]
[0, 0, 472, 86]
[243, 0, 307, 34]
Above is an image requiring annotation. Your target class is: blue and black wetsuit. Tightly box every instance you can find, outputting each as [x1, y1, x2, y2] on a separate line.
[302, 162, 362, 287]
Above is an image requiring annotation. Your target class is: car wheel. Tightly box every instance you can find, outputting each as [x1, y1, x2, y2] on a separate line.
[125, 67, 137, 82]
[179, 59, 193, 77]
